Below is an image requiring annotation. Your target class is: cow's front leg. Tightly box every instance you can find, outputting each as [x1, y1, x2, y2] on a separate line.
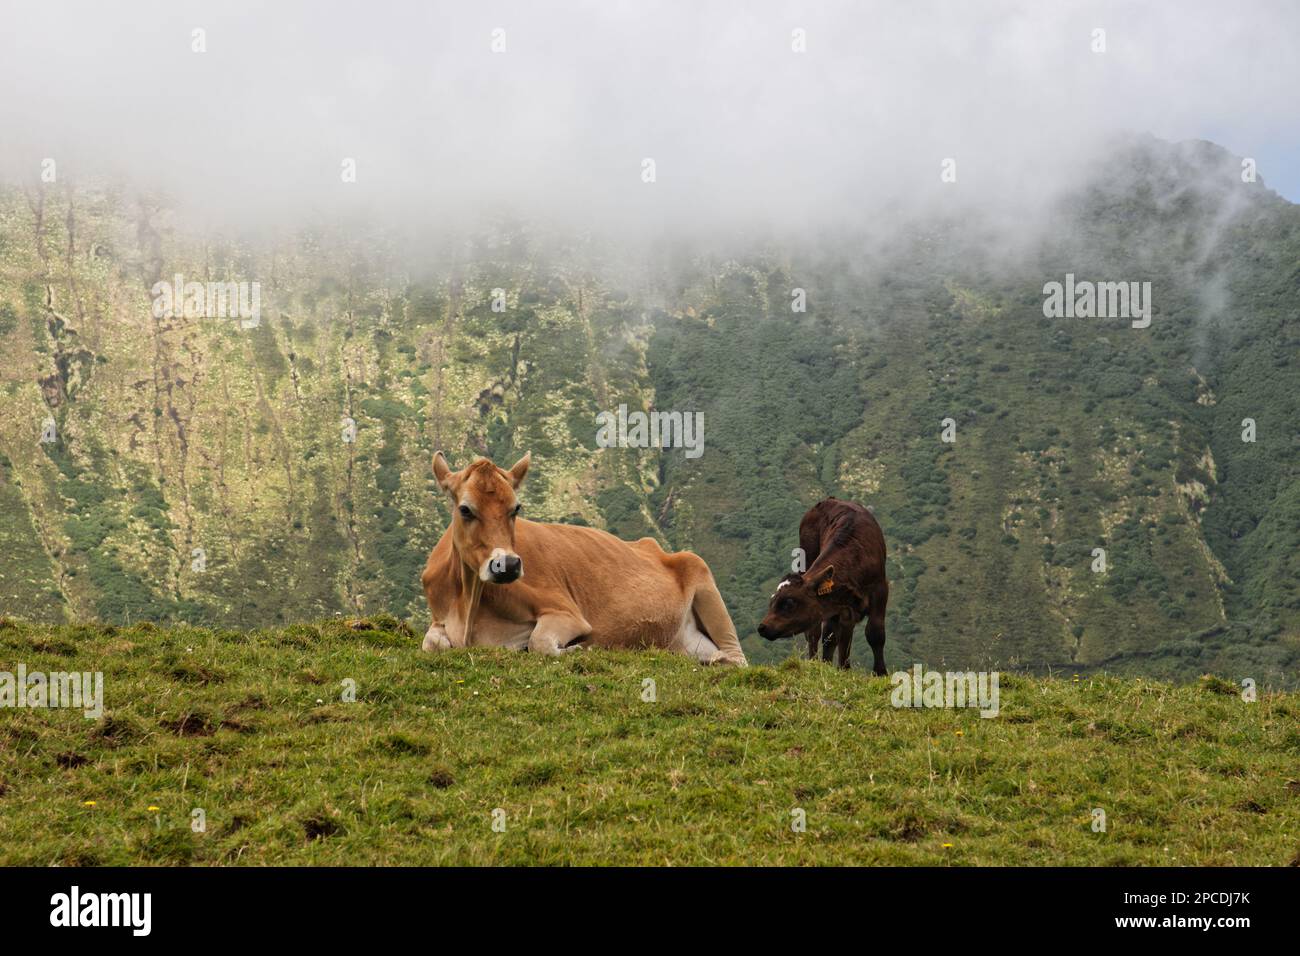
[422, 621, 451, 652]
[805, 628, 821, 660]
[527, 613, 589, 656]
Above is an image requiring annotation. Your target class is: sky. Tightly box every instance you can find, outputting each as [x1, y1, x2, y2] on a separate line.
[1, 0, 1296, 233]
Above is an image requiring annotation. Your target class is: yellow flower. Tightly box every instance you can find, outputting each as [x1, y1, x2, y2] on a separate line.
[147, 806, 160, 812]
[82, 800, 96, 807]
[954, 730, 964, 737]
[942, 842, 954, 849]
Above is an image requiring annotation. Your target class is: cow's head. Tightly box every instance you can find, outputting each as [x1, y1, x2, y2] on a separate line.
[432, 451, 530, 584]
[756, 565, 835, 640]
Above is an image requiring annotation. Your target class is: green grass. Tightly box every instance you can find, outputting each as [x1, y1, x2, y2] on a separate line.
[1, 616, 1298, 865]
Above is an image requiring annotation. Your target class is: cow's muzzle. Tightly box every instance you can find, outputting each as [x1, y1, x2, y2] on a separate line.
[482, 549, 523, 584]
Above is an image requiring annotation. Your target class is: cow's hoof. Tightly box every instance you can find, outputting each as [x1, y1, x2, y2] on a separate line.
[422, 624, 451, 652]
[704, 650, 747, 667]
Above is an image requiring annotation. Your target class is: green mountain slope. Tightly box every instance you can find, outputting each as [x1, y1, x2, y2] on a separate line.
[0, 136, 1296, 685]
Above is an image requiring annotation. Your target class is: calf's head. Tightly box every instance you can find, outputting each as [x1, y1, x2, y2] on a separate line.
[432, 451, 530, 584]
[757, 565, 835, 640]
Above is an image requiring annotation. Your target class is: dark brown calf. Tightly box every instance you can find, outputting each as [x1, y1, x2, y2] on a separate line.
[757, 498, 888, 674]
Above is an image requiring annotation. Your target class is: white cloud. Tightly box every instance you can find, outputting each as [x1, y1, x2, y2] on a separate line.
[0, 0, 1294, 230]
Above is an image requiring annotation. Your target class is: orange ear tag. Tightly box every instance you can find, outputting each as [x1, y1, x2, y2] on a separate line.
[817, 578, 834, 595]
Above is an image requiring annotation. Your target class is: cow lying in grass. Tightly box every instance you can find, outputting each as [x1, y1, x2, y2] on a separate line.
[757, 497, 888, 674]
[419, 452, 747, 666]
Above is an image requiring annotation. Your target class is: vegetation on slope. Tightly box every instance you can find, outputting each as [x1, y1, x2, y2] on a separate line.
[0, 136, 1297, 685]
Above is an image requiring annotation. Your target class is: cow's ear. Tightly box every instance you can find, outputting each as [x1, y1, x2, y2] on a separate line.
[432, 452, 454, 490]
[812, 564, 835, 595]
[507, 451, 531, 489]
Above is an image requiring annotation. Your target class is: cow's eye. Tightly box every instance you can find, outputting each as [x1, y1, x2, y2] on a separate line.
[458, 505, 473, 520]
[778, 598, 793, 613]
[511, 504, 522, 517]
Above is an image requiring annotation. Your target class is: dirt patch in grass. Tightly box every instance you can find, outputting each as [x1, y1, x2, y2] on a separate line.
[160, 711, 218, 737]
[428, 766, 456, 789]
[302, 810, 347, 841]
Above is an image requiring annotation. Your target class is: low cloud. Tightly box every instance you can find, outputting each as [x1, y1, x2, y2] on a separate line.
[1, 0, 1295, 237]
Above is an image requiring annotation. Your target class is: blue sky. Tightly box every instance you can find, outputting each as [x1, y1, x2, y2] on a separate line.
[1203, 130, 1299, 203]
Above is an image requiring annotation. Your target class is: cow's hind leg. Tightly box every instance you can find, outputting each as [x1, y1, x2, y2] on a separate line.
[675, 615, 724, 664]
[866, 580, 888, 676]
[688, 569, 748, 666]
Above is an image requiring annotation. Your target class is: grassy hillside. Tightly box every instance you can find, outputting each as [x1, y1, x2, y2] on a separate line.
[2, 618, 1297, 866]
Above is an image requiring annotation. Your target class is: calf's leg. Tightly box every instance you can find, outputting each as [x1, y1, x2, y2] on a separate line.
[820, 617, 837, 664]
[866, 580, 889, 676]
[835, 618, 854, 670]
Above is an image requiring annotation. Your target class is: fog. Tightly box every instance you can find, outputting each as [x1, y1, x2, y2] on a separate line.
[2, 0, 1296, 238]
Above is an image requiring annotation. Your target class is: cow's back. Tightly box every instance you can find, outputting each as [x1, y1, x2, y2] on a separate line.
[514, 520, 690, 646]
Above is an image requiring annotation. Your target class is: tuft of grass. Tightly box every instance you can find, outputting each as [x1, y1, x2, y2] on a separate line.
[377, 732, 432, 757]
[0, 620, 1296, 865]
[1199, 674, 1239, 696]
[725, 666, 783, 689]
[138, 828, 197, 864]
[168, 660, 225, 685]
[90, 713, 148, 747]
[511, 760, 562, 789]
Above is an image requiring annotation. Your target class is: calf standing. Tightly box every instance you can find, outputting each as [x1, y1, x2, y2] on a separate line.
[756, 498, 888, 674]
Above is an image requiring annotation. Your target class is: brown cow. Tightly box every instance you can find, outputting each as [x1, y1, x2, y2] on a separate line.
[419, 451, 747, 665]
[757, 498, 888, 674]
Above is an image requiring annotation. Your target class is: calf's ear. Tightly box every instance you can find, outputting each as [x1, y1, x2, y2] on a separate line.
[432, 452, 454, 490]
[812, 564, 836, 594]
[507, 451, 531, 489]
